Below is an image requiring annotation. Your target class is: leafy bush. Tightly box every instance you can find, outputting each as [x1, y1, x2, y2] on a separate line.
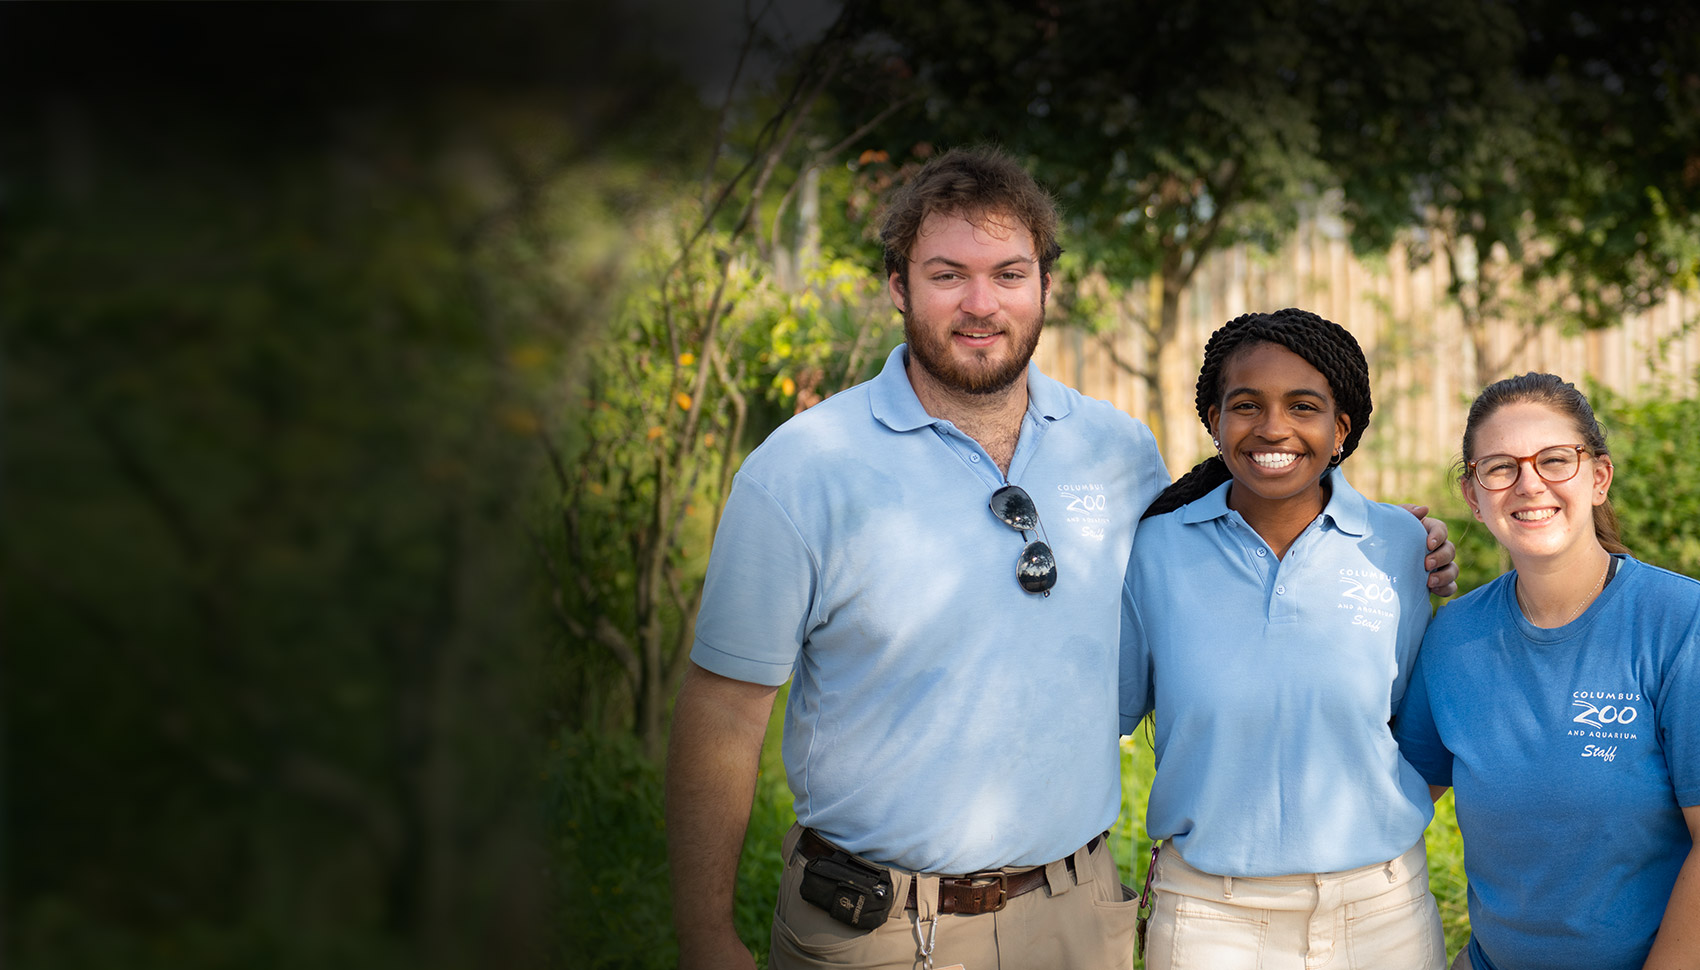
[551, 693, 793, 968]
[549, 730, 675, 968]
[1594, 383, 1700, 577]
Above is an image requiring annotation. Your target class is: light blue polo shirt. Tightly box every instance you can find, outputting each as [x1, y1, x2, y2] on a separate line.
[693, 344, 1169, 874]
[1119, 470, 1434, 876]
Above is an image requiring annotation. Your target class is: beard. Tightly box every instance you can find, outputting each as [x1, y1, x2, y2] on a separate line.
[902, 300, 1044, 397]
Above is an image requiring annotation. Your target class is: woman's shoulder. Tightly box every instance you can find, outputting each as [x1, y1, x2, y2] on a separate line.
[1131, 503, 1195, 551]
[1327, 471, 1425, 546]
[1426, 574, 1512, 635]
[1348, 497, 1433, 582]
[1359, 498, 1430, 541]
[1611, 558, 1700, 630]
[1619, 556, 1700, 595]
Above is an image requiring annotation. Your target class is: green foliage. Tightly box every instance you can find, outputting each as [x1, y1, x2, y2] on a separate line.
[8, 157, 545, 964]
[549, 696, 794, 968]
[1325, 0, 1700, 384]
[1593, 383, 1700, 577]
[12, 898, 408, 970]
[845, 0, 1333, 284]
[548, 730, 675, 968]
[537, 189, 896, 749]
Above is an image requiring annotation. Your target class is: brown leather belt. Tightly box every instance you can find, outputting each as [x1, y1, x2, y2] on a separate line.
[798, 828, 1101, 916]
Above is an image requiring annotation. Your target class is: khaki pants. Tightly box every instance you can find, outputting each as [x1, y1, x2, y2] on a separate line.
[769, 825, 1139, 969]
[1144, 839, 1445, 970]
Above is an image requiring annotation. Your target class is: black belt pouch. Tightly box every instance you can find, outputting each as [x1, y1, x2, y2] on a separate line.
[799, 851, 894, 929]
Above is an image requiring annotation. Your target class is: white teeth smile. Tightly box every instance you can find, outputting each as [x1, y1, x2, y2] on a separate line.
[1513, 508, 1558, 521]
[1251, 453, 1299, 469]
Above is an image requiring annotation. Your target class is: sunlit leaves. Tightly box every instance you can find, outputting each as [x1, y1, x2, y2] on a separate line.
[1593, 382, 1700, 578]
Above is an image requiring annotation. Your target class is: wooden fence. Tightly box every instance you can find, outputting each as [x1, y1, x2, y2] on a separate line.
[1033, 220, 1700, 504]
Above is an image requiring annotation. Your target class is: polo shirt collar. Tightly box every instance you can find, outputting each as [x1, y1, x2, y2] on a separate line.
[1180, 467, 1368, 536]
[868, 343, 1073, 432]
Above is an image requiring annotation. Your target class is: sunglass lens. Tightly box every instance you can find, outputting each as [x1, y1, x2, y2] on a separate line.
[1017, 541, 1057, 593]
[990, 485, 1040, 531]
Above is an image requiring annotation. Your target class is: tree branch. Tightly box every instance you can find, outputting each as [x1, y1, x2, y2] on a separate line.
[766, 92, 923, 257]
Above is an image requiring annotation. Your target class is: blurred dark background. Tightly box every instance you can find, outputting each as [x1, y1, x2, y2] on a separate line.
[1, 4, 715, 966]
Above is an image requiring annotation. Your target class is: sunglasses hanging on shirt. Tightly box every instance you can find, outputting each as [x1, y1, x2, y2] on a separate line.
[989, 484, 1058, 596]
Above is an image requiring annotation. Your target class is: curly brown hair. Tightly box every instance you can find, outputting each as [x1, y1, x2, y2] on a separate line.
[878, 146, 1062, 292]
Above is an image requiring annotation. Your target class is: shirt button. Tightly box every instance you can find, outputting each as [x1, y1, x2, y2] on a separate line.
[1276, 585, 1286, 595]
[1256, 548, 1267, 557]
[970, 454, 981, 463]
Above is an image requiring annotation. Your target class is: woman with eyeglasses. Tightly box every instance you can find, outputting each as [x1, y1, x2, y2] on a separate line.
[1393, 373, 1700, 970]
[1119, 308, 1446, 969]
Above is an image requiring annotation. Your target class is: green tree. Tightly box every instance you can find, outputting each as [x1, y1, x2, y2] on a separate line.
[840, 0, 1344, 450]
[1328, 0, 1700, 387]
[835, 0, 1700, 436]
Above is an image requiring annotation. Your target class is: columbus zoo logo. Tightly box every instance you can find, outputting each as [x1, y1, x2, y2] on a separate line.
[1057, 483, 1109, 542]
[1566, 690, 1643, 764]
[1335, 568, 1398, 633]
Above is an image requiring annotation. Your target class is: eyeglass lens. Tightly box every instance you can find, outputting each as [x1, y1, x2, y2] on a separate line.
[1473, 445, 1584, 490]
[989, 485, 1058, 594]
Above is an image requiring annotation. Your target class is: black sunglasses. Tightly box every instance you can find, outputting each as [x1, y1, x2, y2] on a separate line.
[989, 484, 1058, 596]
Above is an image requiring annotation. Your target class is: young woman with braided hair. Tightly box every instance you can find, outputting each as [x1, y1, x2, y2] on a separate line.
[1120, 308, 1446, 969]
[1394, 374, 1699, 970]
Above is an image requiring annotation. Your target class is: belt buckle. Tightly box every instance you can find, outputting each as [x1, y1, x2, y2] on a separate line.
[965, 870, 1009, 913]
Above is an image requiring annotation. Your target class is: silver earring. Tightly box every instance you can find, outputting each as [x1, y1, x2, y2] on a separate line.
[1212, 438, 1221, 451]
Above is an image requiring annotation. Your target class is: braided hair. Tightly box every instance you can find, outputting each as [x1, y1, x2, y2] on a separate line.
[1142, 308, 1373, 519]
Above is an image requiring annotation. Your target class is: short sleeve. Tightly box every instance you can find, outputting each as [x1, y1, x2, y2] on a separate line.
[1389, 527, 1434, 712]
[1392, 642, 1454, 788]
[1119, 561, 1155, 736]
[1658, 628, 1700, 807]
[689, 474, 819, 686]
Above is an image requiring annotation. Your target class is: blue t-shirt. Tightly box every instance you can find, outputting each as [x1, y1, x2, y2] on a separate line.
[692, 344, 1170, 873]
[1120, 470, 1434, 876]
[1395, 556, 1700, 970]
